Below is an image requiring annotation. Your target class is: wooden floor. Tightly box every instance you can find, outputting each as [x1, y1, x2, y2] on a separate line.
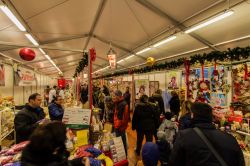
[127, 122, 141, 166]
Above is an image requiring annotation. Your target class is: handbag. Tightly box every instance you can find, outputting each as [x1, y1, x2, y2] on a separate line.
[193, 127, 228, 166]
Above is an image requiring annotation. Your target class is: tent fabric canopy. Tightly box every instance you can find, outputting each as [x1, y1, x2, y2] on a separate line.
[0, 0, 249, 77]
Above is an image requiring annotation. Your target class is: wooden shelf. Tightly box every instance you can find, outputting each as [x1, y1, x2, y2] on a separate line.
[236, 130, 250, 136]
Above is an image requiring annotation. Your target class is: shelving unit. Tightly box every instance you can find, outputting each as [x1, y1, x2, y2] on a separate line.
[0, 107, 15, 146]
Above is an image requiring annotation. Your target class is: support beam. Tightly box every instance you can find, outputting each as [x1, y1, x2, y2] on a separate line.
[0, 41, 84, 52]
[83, 0, 107, 50]
[40, 34, 89, 45]
[38, 57, 83, 69]
[0, 34, 89, 52]
[135, 0, 218, 51]
[93, 34, 146, 61]
[25, 52, 81, 64]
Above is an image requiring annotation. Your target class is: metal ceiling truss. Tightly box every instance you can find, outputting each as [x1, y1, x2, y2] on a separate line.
[83, 0, 107, 50]
[135, 0, 218, 51]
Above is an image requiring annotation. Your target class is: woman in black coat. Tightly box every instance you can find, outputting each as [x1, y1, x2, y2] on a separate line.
[169, 91, 180, 117]
[21, 122, 86, 166]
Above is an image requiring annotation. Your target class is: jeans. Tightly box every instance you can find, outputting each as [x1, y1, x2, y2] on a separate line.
[114, 129, 127, 155]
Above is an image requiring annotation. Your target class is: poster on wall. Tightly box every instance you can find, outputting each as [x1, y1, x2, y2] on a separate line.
[0, 64, 5, 86]
[135, 79, 149, 99]
[14, 67, 37, 86]
[167, 71, 180, 90]
[211, 93, 227, 107]
[149, 81, 159, 96]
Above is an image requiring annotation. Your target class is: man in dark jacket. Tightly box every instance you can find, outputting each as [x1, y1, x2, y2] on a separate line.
[14, 93, 45, 143]
[169, 91, 180, 117]
[48, 95, 64, 121]
[169, 102, 245, 166]
[132, 95, 157, 155]
[153, 89, 165, 115]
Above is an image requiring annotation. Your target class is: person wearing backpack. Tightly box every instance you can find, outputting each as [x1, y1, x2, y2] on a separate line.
[132, 95, 157, 156]
[169, 102, 244, 166]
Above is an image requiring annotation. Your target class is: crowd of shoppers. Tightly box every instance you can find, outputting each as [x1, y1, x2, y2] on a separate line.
[13, 85, 245, 166]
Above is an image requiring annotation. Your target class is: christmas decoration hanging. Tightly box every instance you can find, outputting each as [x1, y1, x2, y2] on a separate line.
[94, 46, 250, 79]
[146, 57, 155, 66]
[19, 48, 36, 61]
[89, 48, 96, 62]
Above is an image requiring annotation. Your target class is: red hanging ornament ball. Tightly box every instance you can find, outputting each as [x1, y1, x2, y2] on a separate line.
[89, 48, 96, 62]
[19, 48, 36, 61]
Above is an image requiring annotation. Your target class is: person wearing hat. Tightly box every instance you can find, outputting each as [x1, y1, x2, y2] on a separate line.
[169, 102, 244, 166]
[113, 90, 129, 155]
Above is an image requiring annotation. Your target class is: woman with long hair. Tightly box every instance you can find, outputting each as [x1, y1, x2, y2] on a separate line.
[178, 100, 193, 130]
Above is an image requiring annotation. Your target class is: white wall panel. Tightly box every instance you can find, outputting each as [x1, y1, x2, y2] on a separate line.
[0, 64, 13, 97]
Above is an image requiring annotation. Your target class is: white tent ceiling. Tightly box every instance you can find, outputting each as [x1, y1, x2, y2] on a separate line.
[0, 0, 249, 78]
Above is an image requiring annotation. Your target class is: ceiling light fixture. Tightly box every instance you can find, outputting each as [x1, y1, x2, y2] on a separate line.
[185, 10, 234, 33]
[25, 34, 39, 46]
[39, 48, 45, 55]
[117, 59, 124, 64]
[153, 36, 177, 47]
[0, 5, 26, 31]
[136, 47, 151, 55]
[125, 54, 135, 60]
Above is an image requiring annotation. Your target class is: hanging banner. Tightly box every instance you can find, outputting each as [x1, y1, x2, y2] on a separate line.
[14, 67, 37, 86]
[108, 54, 116, 69]
[58, 78, 66, 88]
[0, 64, 5, 86]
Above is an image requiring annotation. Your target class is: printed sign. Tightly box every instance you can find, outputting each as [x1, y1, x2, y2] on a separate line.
[14, 67, 37, 86]
[108, 54, 116, 69]
[63, 108, 91, 128]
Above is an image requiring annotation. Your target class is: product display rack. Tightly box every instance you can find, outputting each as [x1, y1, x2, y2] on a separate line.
[0, 106, 15, 146]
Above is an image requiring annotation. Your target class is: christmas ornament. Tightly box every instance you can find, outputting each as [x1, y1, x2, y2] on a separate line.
[19, 48, 36, 61]
[89, 48, 96, 61]
[147, 57, 155, 66]
[128, 69, 133, 75]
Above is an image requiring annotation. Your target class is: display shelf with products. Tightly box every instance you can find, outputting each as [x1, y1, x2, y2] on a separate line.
[0, 96, 15, 146]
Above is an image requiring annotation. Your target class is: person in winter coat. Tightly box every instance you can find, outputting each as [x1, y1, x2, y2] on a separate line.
[132, 95, 157, 155]
[113, 90, 129, 155]
[14, 93, 46, 143]
[49, 86, 57, 103]
[102, 85, 110, 96]
[169, 91, 180, 117]
[148, 97, 161, 140]
[123, 86, 131, 112]
[21, 121, 87, 166]
[169, 102, 245, 166]
[103, 96, 114, 124]
[152, 89, 165, 115]
[136, 142, 160, 166]
[48, 95, 64, 121]
[157, 112, 178, 149]
[80, 84, 88, 104]
[178, 100, 193, 130]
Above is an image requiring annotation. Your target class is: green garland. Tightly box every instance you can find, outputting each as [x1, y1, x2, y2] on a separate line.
[95, 46, 250, 79]
[73, 52, 88, 77]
